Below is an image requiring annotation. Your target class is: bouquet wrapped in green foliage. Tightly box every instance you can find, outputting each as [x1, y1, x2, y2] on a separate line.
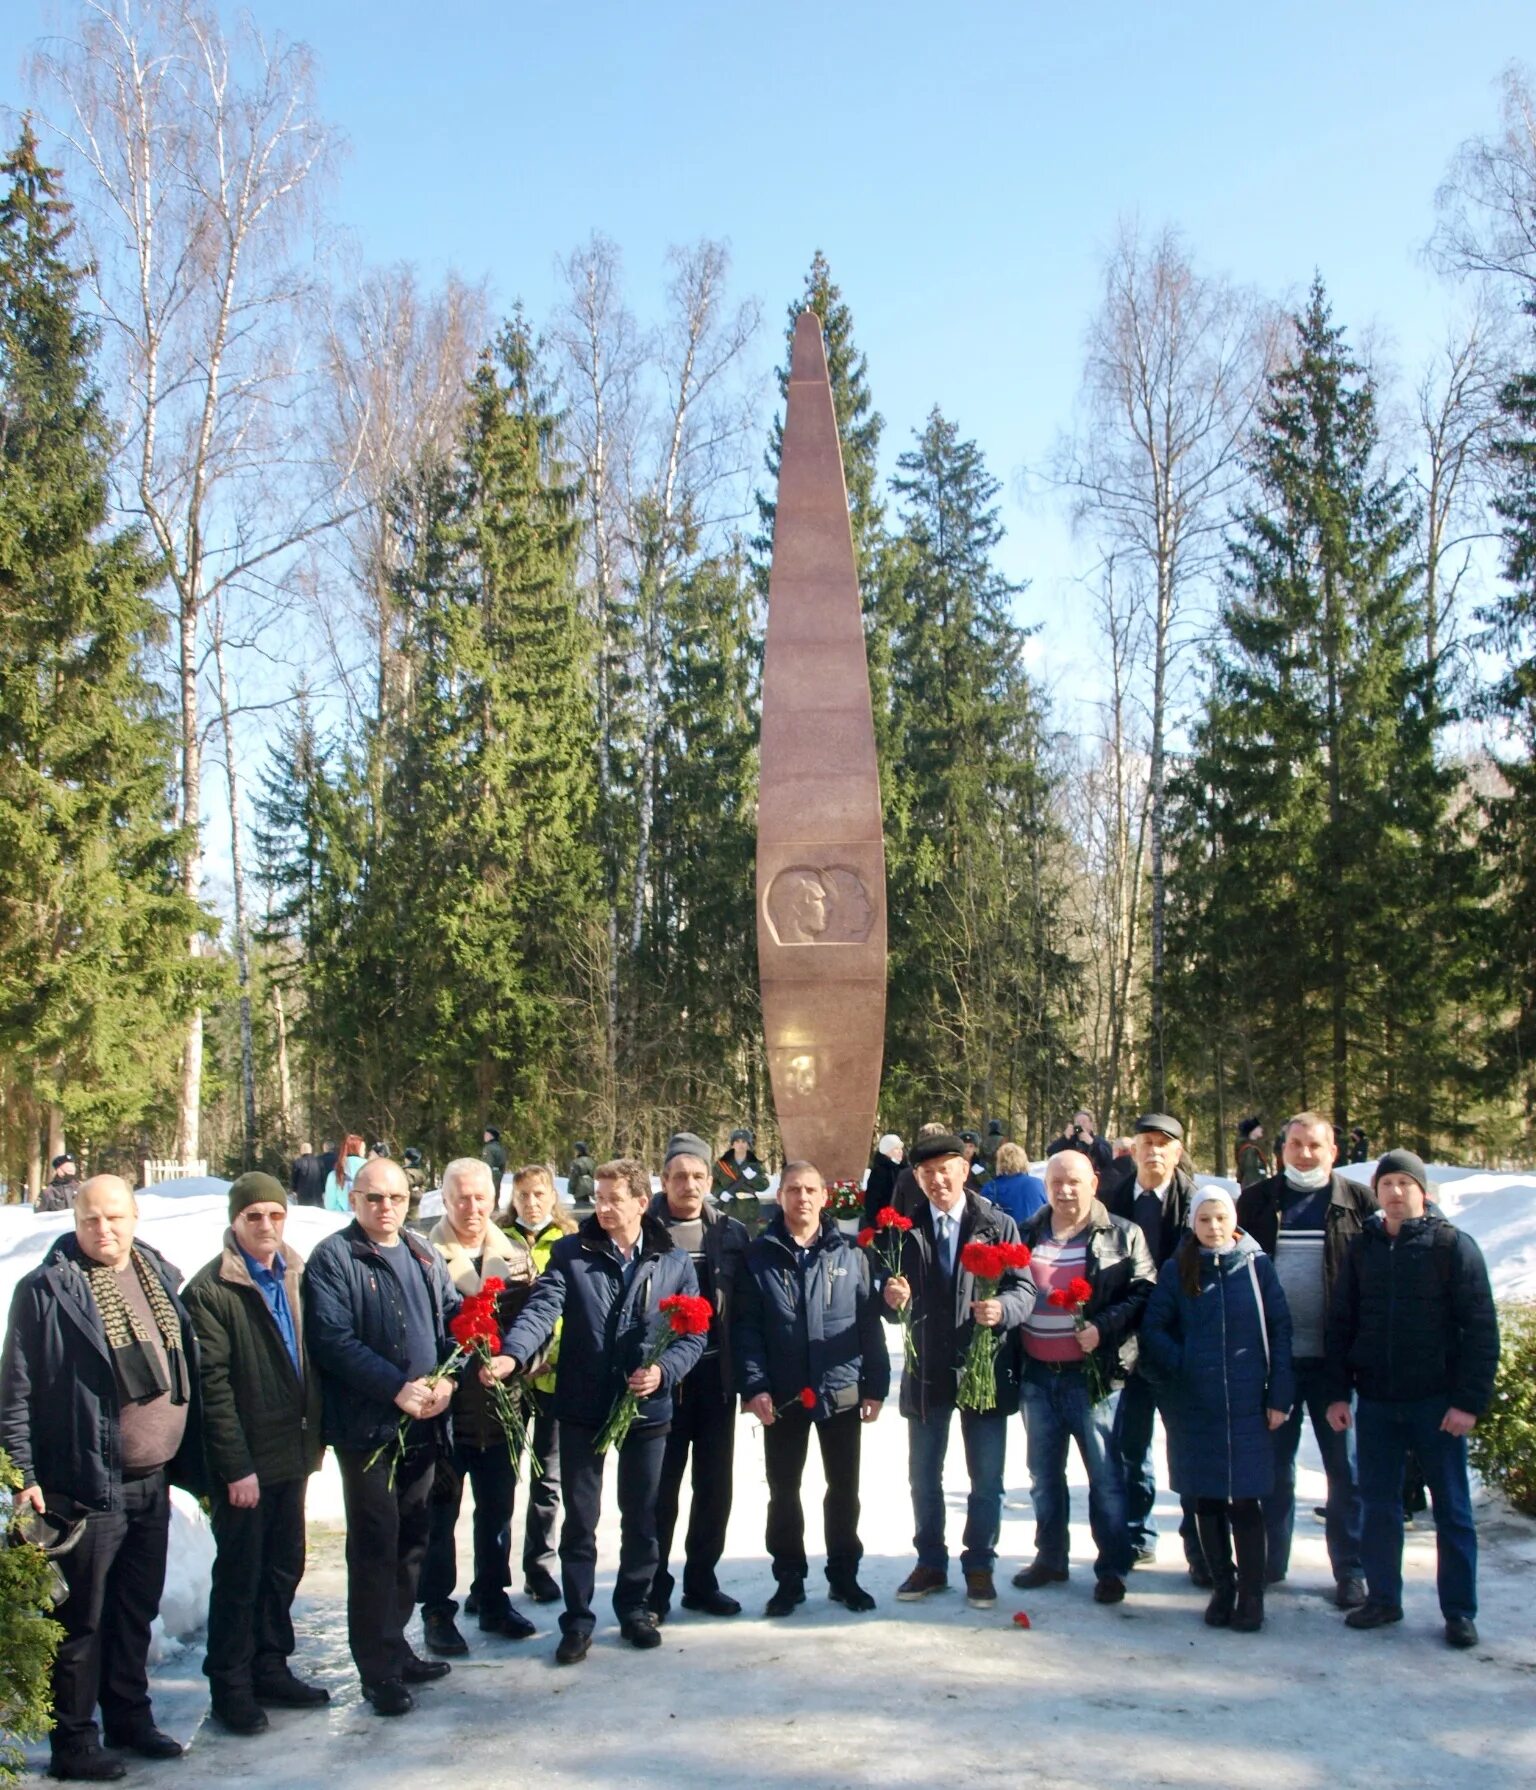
[2, 1449, 64, 1785]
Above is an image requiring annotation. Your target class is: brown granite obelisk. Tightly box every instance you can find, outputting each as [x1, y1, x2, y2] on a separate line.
[757, 311, 886, 1187]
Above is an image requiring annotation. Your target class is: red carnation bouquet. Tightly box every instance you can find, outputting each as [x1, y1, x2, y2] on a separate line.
[1047, 1274, 1104, 1401]
[448, 1277, 540, 1476]
[956, 1239, 1032, 1411]
[863, 1205, 917, 1368]
[596, 1292, 713, 1454]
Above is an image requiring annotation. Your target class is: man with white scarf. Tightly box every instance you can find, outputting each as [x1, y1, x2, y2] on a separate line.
[417, 1158, 540, 1654]
[1236, 1110, 1374, 1608]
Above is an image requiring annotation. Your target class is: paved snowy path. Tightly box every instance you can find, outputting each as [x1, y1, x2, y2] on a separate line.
[27, 1355, 1535, 1790]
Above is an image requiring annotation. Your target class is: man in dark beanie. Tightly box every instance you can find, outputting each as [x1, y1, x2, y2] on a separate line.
[183, 1173, 328, 1734]
[1325, 1149, 1499, 1648]
[648, 1131, 749, 1620]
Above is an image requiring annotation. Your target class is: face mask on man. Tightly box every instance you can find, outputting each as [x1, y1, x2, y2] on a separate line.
[1284, 1163, 1331, 1193]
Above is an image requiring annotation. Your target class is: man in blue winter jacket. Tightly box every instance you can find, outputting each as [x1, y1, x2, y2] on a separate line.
[1325, 1148, 1499, 1651]
[735, 1160, 888, 1616]
[491, 1157, 706, 1665]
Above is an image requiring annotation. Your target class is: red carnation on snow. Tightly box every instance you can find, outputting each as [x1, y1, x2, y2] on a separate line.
[1012, 1610, 1032, 1629]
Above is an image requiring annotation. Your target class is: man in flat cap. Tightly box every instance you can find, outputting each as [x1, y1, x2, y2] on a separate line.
[36, 1153, 81, 1213]
[881, 1133, 1033, 1610]
[649, 1132, 749, 1620]
[184, 1173, 329, 1734]
[1102, 1113, 1203, 1579]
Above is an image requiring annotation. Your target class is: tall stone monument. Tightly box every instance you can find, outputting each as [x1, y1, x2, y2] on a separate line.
[757, 312, 887, 1187]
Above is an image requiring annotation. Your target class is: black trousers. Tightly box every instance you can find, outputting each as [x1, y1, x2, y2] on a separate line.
[204, 1476, 307, 1699]
[763, 1405, 863, 1587]
[652, 1373, 735, 1607]
[522, 1387, 562, 1579]
[336, 1445, 435, 1683]
[49, 1469, 169, 1756]
[419, 1438, 516, 1619]
[1194, 1497, 1267, 1596]
[557, 1420, 667, 1638]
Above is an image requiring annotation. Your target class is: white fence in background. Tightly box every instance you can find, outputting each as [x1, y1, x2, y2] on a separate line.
[141, 1159, 208, 1186]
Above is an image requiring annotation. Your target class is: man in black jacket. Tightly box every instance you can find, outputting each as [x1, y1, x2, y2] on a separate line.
[493, 1158, 707, 1665]
[1238, 1110, 1374, 1607]
[1325, 1149, 1499, 1649]
[648, 1132, 749, 1621]
[881, 1133, 1034, 1611]
[736, 1161, 888, 1615]
[183, 1171, 328, 1735]
[1102, 1113, 1201, 1578]
[1, 1176, 200, 1782]
[303, 1157, 460, 1717]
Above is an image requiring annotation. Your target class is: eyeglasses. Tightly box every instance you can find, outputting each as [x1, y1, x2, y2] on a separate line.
[361, 1193, 408, 1207]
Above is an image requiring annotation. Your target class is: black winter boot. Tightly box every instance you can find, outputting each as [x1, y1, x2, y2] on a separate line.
[1230, 1498, 1266, 1632]
[1194, 1502, 1237, 1628]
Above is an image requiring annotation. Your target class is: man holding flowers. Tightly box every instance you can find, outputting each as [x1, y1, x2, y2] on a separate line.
[735, 1161, 888, 1617]
[1014, 1149, 1155, 1605]
[491, 1158, 706, 1664]
[881, 1133, 1034, 1611]
[418, 1158, 541, 1654]
[303, 1157, 460, 1716]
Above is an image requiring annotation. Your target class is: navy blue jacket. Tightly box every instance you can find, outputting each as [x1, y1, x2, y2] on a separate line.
[1324, 1210, 1499, 1415]
[1140, 1233, 1296, 1501]
[303, 1221, 461, 1452]
[734, 1213, 890, 1416]
[0, 1234, 204, 1509]
[501, 1214, 706, 1430]
[879, 1191, 1034, 1419]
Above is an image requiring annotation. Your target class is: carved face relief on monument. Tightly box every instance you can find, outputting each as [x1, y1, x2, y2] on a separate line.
[765, 863, 876, 946]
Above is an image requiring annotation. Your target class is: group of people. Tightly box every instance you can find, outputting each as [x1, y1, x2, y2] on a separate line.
[0, 1114, 1500, 1779]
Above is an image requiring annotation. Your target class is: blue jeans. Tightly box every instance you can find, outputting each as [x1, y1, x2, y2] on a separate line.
[906, 1405, 1008, 1575]
[1357, 1395, 1477, 1620]
[1020, 1361, 1133, 1580]
[1263, 1358, 1363, 1582]
[1111, 1370, 1202, 1562]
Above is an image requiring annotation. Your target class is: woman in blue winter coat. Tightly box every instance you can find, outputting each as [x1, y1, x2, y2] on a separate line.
[1141, 1186, 1295, 1632]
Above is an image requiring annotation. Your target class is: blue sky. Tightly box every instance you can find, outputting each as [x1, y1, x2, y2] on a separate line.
[2, 0, 1530, 689]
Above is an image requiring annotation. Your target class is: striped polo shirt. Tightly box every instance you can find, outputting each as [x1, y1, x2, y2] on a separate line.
[1023, 1234, 1089, 1362]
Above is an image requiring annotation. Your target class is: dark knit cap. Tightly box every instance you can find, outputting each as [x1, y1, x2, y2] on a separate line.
[1372, 1148, 1429, 1195]
[229, 1170, 288, 1221]
[910, 1132, 966, 1165]
[665, 1131, 713, 1167]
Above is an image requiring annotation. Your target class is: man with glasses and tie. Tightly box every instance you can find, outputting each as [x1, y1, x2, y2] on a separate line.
[303, 1158, 461, 1717]
[881, 1133, 1034, 1611]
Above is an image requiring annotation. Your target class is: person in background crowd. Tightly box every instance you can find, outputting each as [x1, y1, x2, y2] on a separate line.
[1046, 1110, 1115, 1179]
[368, 1140, 389, 1159]
[418, 1159, 541, 1656]
[1236, 1117, 1271, 1189]
[1326, 1149, 1499, 1649]
[736, 1161, 887, 1616]
[2, 1175, 201, 1781]
[959, 1131, 989, 1189]
[289, 1142, 328, 1209]
[1111, 1136, 1135, 1161]
[1103, 1114, 1202, 1579]
[493, 1158, 707, 1665]
[402, 1147, 427, 1223]
[985, 1142, 1047, 1229]
[1347, 1126, 1370, 1166]
[304, 1157, 459, 1716]
[890, 1122, 949, 1217]
[1237, 1110, 1373, 1610]
[862, 1133, 906, 1227]
[507, 1165, 576, 1604]
[881, 1133, 1033, 1611]
[1141, 1186, 1294, 1632]
[712, 1127, 770, 1220]
[566, 1143, 596, 1207]
[322, 1135, 366, 1214]
[979, 1119, 1006, 1176]
[1015, 1149, 1151, 1606]
[183, 1173, 328, 1735]
[481, 1128, 507, 1199]
[36, 1153, 82, 1213]
[649, 1132, 750, 1621]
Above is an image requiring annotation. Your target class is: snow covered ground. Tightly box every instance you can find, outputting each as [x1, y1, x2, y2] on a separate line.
[3, 1167, 1534, 1786]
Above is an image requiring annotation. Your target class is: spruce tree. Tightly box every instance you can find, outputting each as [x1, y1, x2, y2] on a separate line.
[0, 122, 208, 1145]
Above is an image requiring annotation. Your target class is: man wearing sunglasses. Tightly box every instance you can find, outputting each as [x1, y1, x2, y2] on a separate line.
[304, 1158, 461, 1716]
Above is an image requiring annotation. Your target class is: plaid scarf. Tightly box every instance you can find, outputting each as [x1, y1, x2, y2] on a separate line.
[84, 1246, 190, 1408]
